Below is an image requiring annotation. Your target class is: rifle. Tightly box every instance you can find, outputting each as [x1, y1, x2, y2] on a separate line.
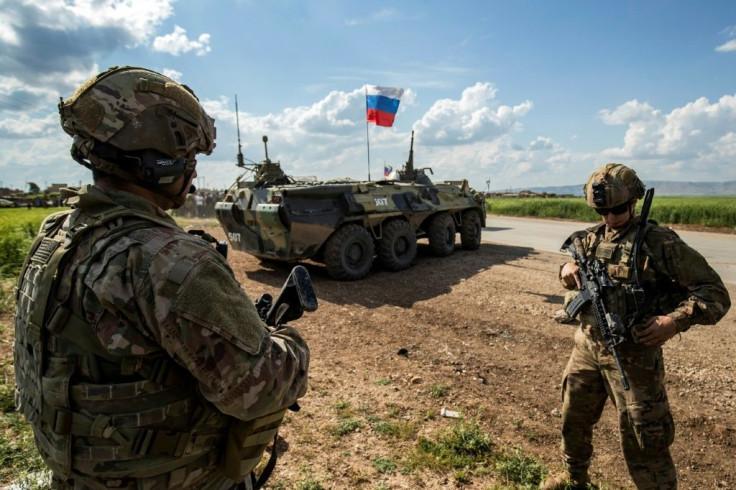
[563, 244, 630, 390]
[254, 265, 318, 326]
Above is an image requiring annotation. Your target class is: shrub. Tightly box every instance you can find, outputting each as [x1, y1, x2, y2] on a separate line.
[410, 420, 493, 472]
[372, 457, 397, 474]
[495, 446, 546, 488]
[330, 418, 363, 436]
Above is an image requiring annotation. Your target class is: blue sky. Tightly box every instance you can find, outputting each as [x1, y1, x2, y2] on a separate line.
[2, 0, 736, 194]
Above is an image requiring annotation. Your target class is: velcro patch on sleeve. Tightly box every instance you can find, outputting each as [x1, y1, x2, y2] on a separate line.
[171, 258, 267, 355]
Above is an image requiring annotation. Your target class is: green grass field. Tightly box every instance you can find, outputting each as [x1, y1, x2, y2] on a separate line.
[0, 207, 68, 278]
[486, 196, 736, 228]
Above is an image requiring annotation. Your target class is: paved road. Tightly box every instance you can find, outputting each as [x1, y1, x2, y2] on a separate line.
[482, 215, 736, 284]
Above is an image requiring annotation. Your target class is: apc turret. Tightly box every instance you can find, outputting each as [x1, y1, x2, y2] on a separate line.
[385, 131, 434, 186]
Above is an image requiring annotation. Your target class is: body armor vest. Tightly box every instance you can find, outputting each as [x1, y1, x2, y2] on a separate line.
[580, 221, 688, 333]
[14, 188, 284, 488]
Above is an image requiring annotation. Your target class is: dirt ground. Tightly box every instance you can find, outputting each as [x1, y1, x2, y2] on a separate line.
[215, 222, 735, 490]
[2, 220, 734, 489]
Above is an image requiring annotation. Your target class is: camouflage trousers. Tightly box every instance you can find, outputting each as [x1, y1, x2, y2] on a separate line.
[560, 325, 677, 489]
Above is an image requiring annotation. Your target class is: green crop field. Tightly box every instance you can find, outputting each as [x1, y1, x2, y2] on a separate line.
[486, 196, 736, 229]
[0, 207, 68, 278]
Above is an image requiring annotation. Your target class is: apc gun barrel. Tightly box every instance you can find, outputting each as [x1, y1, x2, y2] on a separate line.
[406, 130, 415, 175]
[235, 95, 244, 167]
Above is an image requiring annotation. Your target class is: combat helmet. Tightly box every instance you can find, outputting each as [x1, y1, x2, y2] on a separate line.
[583, 163, 645, 209]
[59, 66, 216, 192]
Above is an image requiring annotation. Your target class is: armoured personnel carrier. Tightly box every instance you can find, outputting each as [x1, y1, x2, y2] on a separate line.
[215, 132, 487, 280]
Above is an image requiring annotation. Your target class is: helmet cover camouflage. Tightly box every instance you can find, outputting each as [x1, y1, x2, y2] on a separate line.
[59, 66, 216, 179]
[583, 163, 645, 208]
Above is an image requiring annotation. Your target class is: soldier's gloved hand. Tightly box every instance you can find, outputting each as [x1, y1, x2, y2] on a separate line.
[634, 315, 678, 346]
[560, 262, 581, 290]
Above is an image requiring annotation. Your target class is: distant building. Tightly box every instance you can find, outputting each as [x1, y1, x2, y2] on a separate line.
[46, 183, 68, 193]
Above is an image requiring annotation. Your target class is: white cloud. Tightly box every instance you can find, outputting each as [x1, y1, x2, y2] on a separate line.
[412, 82, 533, 145]
[163, 68, 183, 82]
[715, 39, 736, 52]
[0, 0, 175, 112]
[716, 25, 736, 52]
[598, 99, 660, 125]
[153, 25, 212, 56]
[598, 95, 736, 179]
[13, 0, 173, 46]
[193, 84, 554, 190]
[0, 11, 20, 45]
[721, 25, 736, 38]
[206, 85, 416, 142]
[528, 136, 557, 151]
[0, 113, 58, 138]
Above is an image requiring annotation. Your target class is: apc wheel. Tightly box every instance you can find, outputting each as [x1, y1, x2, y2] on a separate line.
[324, 224, 375, 280]
[460, 209, 482, 250]
[428, 213, 456, 257]
[377, 219, 417, 271]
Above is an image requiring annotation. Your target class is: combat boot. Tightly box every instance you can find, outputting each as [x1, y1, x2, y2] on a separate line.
[539, 469, 594, 490]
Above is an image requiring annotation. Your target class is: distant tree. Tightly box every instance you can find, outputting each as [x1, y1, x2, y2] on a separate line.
[28, 182, 40, 193]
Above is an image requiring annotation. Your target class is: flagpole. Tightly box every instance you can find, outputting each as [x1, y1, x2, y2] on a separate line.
[365, 85, 371, 181]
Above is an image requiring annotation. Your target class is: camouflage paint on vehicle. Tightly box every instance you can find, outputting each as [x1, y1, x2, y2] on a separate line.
[216, 133, 487, 280]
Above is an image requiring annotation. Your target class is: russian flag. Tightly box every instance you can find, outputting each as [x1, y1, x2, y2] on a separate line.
[384, 165, 392, 177]
[366, 85, 404, 127]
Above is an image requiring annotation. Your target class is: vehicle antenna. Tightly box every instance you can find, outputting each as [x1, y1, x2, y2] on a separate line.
[406, 130, 415, 177]
[235, 94, 244, 167]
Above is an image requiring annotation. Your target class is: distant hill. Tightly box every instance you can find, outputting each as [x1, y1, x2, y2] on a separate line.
[496, 181, 736, 197]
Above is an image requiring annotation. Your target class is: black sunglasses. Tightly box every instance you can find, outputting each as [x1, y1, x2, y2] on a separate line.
[595, 201, 630, 216]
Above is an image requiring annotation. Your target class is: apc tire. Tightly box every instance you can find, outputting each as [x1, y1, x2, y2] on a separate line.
[324, 224, 375, 280]
[428, 213, 456, 257]
[460, 209, 482, 250]
[377, 219, 417, 271]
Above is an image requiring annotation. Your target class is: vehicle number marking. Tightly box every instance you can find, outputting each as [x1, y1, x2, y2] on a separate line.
[374, 197, 389, 207]
[228, 232, 241, 243]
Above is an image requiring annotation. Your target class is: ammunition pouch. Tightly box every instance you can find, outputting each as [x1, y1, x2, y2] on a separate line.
[220, 409, 287, 482]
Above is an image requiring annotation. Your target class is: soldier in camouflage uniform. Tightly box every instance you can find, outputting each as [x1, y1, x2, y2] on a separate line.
[14, 66, 310, 489]
[541, 164, 730, 490]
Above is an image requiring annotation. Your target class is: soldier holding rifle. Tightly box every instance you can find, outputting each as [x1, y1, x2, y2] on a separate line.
[542, 163, 730, 489]
[14, 66, 310, 489]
